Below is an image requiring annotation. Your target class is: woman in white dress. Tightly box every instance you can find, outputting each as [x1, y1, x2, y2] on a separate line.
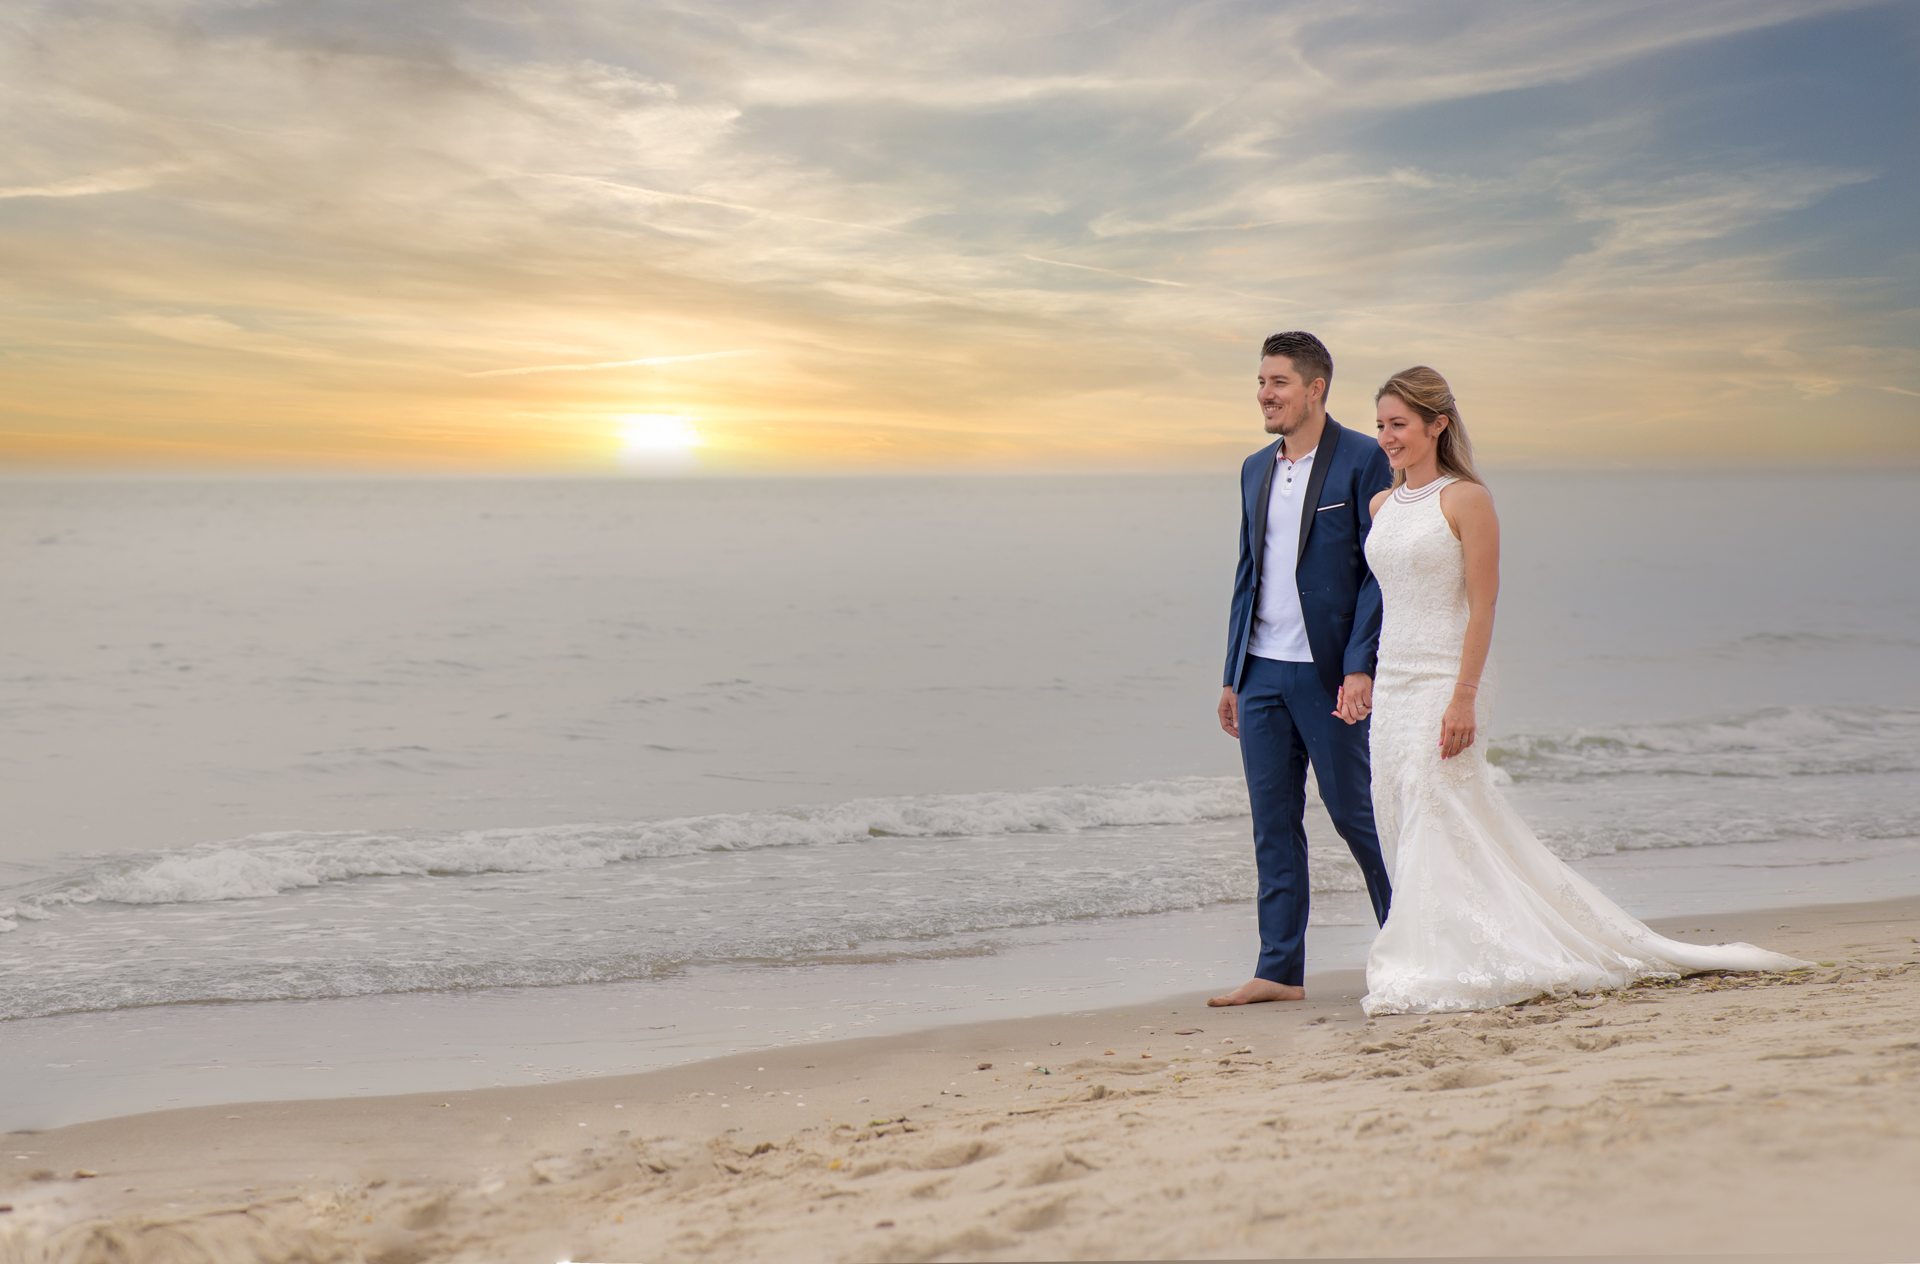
[1360, 366, 1807, 1015]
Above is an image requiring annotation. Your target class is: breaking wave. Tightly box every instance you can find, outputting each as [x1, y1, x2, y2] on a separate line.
[1489, 706, 1919, 782]
[3, 777, 1253, 913]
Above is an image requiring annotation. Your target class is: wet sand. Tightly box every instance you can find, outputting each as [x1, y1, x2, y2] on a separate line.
[4, 896, 1917, 1263]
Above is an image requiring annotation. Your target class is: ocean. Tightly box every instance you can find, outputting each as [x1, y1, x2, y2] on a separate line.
[3, 471, 1917, 1127]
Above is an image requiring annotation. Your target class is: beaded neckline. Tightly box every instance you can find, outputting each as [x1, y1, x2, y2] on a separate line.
[1392, 475, 1457, 505]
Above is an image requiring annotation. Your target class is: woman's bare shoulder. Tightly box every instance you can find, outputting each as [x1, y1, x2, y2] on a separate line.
[1440, 479, 1494, 512]
[1369, 488, 1391, 516]
[1439, 479, 1496, 542]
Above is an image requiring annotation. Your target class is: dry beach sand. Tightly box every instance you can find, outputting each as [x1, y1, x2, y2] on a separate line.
[4, 896, 1918, 1264]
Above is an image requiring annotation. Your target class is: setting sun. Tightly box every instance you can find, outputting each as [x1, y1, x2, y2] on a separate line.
[616, 413, 702, 472]
[618, 414, 702, 453]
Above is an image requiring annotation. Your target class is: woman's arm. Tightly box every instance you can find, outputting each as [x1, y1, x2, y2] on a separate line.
[1438, 481, 1499, 760]
[1332, 488, 1397, 725]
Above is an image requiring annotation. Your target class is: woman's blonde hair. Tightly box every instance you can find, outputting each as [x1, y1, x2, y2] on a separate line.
[1375, 365, 1482, 488]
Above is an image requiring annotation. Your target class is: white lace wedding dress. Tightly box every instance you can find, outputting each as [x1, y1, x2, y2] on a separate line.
[1361, 476, 1808, 1015]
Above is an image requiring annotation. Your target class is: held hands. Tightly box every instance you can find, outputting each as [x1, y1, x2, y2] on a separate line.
[1439, 683, 1477, 759]
[1332, 673, 1373, 725]
[1226, 673, 1377, 734]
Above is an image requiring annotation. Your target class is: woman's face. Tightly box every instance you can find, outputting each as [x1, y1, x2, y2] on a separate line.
[1376, 393, 1446, 471]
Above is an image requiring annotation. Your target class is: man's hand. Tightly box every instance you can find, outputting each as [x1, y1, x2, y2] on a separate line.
[1332, 672, 1373, 725]
[1218, 687, 1240, 738]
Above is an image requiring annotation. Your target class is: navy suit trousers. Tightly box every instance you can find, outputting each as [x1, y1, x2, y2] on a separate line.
[1236, 654, 1393, 986]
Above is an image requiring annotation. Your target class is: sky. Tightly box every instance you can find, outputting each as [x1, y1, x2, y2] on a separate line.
[1, 0, 1914, 473]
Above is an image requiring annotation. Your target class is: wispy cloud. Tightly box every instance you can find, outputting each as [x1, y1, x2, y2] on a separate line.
[525, 173, 911, 237]
[0, 0, 1910, 469]
[0, 163, 185, 200]
[468, 351, 749, 378]
[1022, 256, 1191, 288]
[123, 313, 335, 361]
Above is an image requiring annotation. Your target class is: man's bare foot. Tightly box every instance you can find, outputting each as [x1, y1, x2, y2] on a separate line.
[1207, 978, 1306, 1006]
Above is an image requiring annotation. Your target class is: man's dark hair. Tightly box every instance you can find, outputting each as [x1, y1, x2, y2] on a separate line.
[1260, 331, 1333, 391]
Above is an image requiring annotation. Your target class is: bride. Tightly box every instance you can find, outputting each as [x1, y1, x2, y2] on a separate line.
[1360, 366, 1807, 1015]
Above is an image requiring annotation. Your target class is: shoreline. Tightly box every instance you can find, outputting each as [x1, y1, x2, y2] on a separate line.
[0, 895, 1381, 1134]
[8, 831, 1915, 1137]
[6, 893, 1918, 1261]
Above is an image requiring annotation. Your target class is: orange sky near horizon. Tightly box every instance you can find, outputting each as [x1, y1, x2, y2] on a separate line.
[2, 1, 1914, 474]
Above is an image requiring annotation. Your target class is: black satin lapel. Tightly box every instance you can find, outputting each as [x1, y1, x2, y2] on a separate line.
[1296, 419, 1341, 565]
[1250, 440, 1277, 591]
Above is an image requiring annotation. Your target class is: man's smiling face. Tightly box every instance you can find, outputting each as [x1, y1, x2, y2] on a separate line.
[1257, 355, 1324, 437]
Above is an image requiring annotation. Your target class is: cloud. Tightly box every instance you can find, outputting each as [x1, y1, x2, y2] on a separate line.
[0, 162, 185, 200]
[468, 350, 749, 378]
[0, 0, 1911, 469]
[122, 313, 335, 361]
[1022, 255, 1190, 288]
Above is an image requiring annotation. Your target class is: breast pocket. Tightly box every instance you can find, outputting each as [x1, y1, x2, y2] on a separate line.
[1310, 500, 1355, 544]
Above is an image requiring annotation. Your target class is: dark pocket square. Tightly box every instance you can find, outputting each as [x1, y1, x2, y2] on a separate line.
[1315, 501, 1347, 512]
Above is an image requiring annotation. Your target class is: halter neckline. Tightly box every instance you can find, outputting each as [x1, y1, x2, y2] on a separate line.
[1392, 475, 1457, 505]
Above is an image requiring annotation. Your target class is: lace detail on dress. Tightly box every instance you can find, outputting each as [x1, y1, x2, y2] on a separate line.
[1359, 483, 1808, 1015]
[1390, 474, 1456, 506]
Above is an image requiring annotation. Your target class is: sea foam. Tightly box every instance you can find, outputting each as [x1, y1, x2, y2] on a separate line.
[8, 776, 1255, 913]
[1488, 705, 1918, 781]
[8, 705, 1912, 921]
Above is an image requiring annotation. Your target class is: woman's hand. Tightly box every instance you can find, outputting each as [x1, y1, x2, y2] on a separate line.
[1332, 672, 1373, 725]
[1439, 685, 1477, 759]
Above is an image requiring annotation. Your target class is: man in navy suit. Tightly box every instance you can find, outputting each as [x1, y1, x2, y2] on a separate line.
[1212, 331, 1394, 1006]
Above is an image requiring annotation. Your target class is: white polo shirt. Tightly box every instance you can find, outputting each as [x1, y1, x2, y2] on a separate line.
[1247, 446, 1315, 662]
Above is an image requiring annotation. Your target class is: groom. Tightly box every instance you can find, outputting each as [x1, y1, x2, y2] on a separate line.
[1212, 331, 1395, 1006]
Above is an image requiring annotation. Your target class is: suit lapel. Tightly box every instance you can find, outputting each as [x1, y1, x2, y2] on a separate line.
[1295, 418, 1341, 566]
[1249, 438, 1278, 598]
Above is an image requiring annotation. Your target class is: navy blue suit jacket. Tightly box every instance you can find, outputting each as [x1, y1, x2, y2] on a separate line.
[1223, 418, 1394, 699]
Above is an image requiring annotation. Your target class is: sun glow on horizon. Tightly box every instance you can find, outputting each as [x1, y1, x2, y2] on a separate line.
[618, 413, 702, 451]
[617, 413, 703, 472]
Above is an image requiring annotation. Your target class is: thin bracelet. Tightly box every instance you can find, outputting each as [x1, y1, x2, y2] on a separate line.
[1455, 681, 1479, 691]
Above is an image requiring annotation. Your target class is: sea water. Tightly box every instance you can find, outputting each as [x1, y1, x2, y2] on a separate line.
[2, 471, 1916, 1125]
